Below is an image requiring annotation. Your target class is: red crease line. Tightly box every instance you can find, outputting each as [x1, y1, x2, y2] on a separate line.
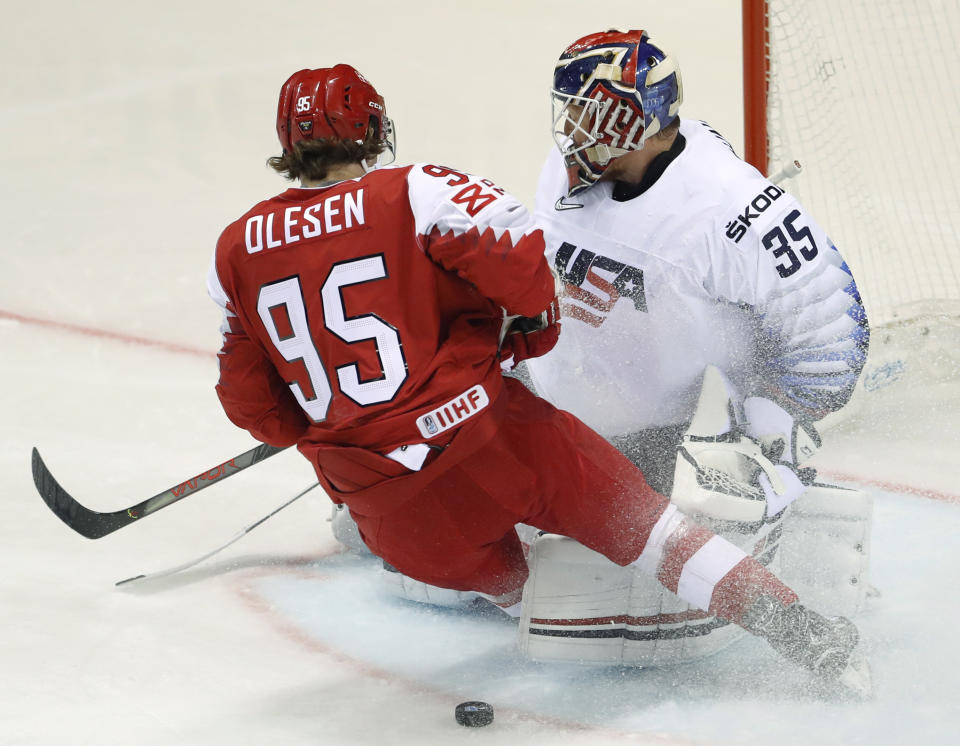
[5, 307, 956, 506]
[0, 308, 213, 359]
[819, 469, 960, 504]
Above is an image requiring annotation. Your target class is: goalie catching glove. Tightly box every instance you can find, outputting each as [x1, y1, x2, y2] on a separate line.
[742, 395, 822, 516]
[743, 395, 821, 467]
[499, 297, 561, 371]
[672, 368, 816, 527]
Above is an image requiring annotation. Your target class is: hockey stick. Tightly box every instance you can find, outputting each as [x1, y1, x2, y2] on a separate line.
[769, 159, 803, 185]
[31, 443, 289, 539]
[498, 308, 521, 348]
[115, 481, 320, 586]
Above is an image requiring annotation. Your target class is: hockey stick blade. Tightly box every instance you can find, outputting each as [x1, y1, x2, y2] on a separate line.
[31, 443, 288, 539]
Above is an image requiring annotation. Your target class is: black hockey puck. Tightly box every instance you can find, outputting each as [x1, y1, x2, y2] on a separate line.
[455, 701, 494, 727]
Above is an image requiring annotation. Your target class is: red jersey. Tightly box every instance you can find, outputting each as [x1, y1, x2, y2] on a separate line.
[208, 163, 556, 452]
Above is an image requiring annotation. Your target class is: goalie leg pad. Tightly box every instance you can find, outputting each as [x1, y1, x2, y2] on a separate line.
[333, 503, 486, 608]
[519, 534, 635, 665]
[379, 561, 484, 608]
[519, 533, 767, 666]
[374, 523, 540, 612]
[330, 503, 372, 555]
[777, 483, 873, 618]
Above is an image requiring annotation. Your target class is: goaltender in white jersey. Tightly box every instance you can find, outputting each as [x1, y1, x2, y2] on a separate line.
[528, 28, 869, 493]
[515, 29, 872, 668]
[529, 121, 867, 453]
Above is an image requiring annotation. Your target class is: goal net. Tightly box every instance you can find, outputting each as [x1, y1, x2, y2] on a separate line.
[743, 0, 960, 330]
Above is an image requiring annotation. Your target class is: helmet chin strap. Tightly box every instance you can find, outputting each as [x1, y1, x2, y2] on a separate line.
[584, 143, 633, 166]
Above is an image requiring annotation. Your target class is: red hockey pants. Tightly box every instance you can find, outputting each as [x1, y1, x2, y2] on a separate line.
[303, 378, 670, 597]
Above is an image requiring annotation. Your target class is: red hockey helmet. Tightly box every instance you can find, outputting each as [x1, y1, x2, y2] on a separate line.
[276, 64, 395, 163]
[552, 29, 683, 194]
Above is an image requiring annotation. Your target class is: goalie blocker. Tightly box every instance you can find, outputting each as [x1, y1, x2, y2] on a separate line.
[519, 367, 873, 666]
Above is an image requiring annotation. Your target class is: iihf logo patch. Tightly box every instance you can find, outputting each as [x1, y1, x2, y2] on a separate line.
[416, 385, 489, 439]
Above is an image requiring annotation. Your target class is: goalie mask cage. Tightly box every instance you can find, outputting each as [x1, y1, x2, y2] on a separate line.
[743, 0, 960, 329]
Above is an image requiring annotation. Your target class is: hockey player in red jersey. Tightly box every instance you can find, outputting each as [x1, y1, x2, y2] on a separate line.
[208, 64, 869, 694]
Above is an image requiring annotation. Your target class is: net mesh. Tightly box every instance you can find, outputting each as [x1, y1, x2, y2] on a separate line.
[764, 0, 960, 327]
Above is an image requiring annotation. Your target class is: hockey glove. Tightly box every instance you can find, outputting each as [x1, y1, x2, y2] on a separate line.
[499, 298, 561, 371]
[673, 434, 799, 526]
[743, 396, 822, 466]
[671, 368, 809, 526]
[743, 396, 821, 515]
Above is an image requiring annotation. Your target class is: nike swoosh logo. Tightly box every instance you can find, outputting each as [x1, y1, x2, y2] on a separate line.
[554, 197, 584, 211]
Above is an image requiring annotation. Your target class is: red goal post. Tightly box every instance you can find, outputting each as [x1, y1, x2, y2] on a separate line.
[742, 0, 960, 329]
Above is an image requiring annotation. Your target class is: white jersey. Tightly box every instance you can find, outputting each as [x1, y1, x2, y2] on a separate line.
[527, 119, 869, 436]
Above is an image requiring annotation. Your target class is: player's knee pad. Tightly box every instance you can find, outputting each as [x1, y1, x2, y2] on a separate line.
[777, 483, 873, 618]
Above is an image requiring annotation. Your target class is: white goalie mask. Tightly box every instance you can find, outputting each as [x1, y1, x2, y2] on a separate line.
[551, 29, 683, 195]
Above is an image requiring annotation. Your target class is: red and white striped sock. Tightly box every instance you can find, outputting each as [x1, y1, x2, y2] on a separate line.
[630, 504, 797, 627]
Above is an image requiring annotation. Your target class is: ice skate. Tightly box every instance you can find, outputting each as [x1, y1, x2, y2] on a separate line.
[743, 594, 873, 698]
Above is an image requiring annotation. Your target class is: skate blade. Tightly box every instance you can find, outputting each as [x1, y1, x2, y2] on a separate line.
[836, 650, 873, 700]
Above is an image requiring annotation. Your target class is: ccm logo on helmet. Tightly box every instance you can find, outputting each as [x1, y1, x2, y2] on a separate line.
[296, 96, 312, 113]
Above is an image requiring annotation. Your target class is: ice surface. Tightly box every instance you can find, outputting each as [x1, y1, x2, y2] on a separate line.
[2, 2, 958, 744]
